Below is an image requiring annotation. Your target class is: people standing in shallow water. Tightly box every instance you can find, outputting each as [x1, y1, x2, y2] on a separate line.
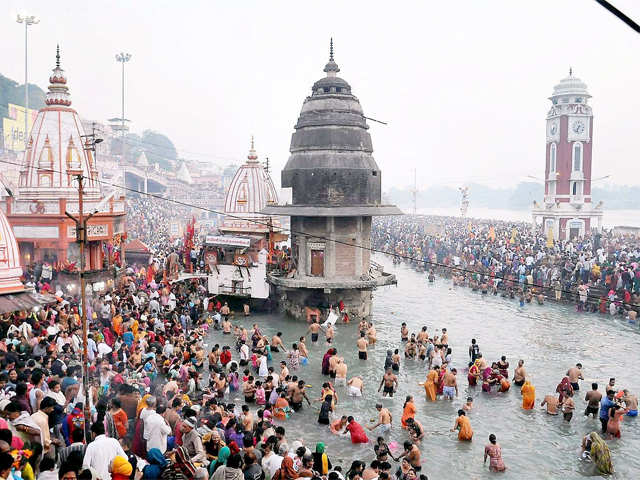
[401, 396, 416, 429]
[513, 360, 526, 387]
[521, 380, 536, 409]
[451, 409, 473, 441]
[484, 434, 506, 472]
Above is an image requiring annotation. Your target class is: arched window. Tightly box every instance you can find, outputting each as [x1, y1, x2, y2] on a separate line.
[550, 143, 556, 172]
[573, 142, 582, 171]
[572, 182, 577, 195]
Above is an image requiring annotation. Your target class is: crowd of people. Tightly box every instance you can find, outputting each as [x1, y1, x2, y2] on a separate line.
[0, 212, 636, 479]
[372, 215, 640, 318]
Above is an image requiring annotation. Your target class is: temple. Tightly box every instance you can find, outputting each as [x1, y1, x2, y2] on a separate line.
[263, 40, 401, 320]
[2, 47, 126, 289]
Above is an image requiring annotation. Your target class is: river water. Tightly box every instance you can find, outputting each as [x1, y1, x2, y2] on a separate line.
[206, 255, 639, 478]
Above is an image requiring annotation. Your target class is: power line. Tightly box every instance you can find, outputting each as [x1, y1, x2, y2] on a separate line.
[595, 0, 640, 33]
[0, 156, 637, 310]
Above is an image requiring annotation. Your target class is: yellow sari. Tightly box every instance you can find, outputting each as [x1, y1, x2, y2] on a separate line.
[424, 370, 437, 401]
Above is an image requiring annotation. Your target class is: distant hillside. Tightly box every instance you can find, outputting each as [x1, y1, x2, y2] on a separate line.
[0, 73, 46, 119]
[387, 182, 640, 210]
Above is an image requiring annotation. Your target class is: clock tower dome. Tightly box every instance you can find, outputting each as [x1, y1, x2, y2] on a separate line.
[532, 70, 603, 241]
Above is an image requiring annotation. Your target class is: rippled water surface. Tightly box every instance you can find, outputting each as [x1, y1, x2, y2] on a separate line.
[206, 255, 640, 479]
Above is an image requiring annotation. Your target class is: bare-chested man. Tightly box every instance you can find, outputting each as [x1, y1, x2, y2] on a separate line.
[357, 333, 368, 360]
[584, 383, 602, 418]
[566, 363, 584, 391]
[220, 302, 230, 319]
[442, 368, 458, 400]
[358, 319, 368, 336]
[289, 380, 311, 412]
[368, 403, 392, 434]
[513, 359, 526, 387]
[400, 323, 409, 342]
[540, 394, 559, 414]
[325, 323, 334, 344]
[440, 328, 449, 347]
[328, 352, 341, 380]
[279, 361, 289, 383]
[378, 369, 398, 397]
[367, 323, 377, 345]
[222, 318, 232, 334]
[335, 358, 348, 386]
[271, 332, 286, 353]
[623, 389, 638, 417]
[393, 441, 421, 472]
[347, 376, 364, 397]
[307, 320, 321, 343]
[417, 326, 428, 344]
[298, 336, 308, 359]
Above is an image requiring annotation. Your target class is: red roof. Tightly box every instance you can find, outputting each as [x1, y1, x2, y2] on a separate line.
[125, 239, 150, 253]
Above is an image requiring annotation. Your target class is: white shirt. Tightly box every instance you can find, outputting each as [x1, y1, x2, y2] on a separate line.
[240, 344, 250, 361]
[142, 409, 171, 453]
[262, 452, 283, 480]
[82, 434, 126, 480]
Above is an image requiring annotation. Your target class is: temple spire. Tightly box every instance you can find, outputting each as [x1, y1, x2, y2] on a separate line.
[247, 135, 258, 163]
[329, 37, 334, 62]
[323, 37, 340, 76]
[569, 66, 572, 77]
[56, 44, 60, 68]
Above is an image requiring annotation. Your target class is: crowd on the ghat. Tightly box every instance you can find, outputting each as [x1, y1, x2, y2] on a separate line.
[371, 215, 640, 319]
[0, 212, 635, 479]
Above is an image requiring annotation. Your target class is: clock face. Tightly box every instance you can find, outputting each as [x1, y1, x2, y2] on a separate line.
[572, 120, 585, 134]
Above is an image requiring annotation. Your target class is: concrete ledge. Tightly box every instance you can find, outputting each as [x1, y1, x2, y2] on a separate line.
[267, 272, 397, 289]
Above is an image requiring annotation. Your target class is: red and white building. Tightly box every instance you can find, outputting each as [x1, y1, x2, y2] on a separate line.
[532, 71, 603, 241]
[1, 48, 126, 272]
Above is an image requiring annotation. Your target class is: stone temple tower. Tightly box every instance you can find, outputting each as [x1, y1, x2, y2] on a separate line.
[263, 40, 401, 321]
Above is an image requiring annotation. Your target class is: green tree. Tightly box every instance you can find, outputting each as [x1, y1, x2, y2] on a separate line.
[141, 130, 177, 170]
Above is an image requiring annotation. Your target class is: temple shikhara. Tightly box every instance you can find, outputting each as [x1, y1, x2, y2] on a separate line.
[263, 40, 401, 320]
[1, 47, 126, 286]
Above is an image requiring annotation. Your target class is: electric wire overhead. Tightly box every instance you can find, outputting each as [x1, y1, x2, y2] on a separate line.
[0, 156, 637, 309]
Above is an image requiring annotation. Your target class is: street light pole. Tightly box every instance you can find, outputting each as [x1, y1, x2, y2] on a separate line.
[115, 52, 132, 135]
[16, 14, 39, 149]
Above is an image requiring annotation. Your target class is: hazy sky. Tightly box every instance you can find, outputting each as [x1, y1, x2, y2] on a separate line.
[2, 1, 639, 192]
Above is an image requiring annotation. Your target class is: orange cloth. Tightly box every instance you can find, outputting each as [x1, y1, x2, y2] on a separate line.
[112, 408, 128, 439]
[455, 415, 473, 441]
[424, 370, 437, 402]
[112, 314, 123, 337]
[274, 397, 289, 420]
[499, 378, 511, 393]
[401, 400, 416, 429]
[521, 381, 535, 409]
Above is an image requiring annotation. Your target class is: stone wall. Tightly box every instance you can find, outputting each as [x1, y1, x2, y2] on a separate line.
[273, 285, 372, 322]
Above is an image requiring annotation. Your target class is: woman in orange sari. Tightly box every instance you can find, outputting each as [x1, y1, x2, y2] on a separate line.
[451, 409, 473, 441]
[424, 367, 438, 401]
[521, 380, 535, 409]
[401, 395, 416, 429]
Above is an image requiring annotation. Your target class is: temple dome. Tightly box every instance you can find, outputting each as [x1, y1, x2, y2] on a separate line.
[18, 46, 100, 200]
[0, 208, 24, 294]
[224, 138, 278, 216]
[281, 39, 381, 207]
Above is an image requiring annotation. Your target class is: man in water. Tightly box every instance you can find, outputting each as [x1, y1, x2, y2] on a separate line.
[540, 394, 559, 415]
[289, 380, 311, 412]
[368, 403, 392, 434]
[335, 358, 348, 387]
[513, 360, 526, 387]
[307, 320, 321, 344]
[566, 363, 583, 391]
[605, 378, 616, 396]
[357, 333, 368, 360]
[442, 368, 458, 400]
[271, 332, 285, 353]
[325, 322, 335, 344]
[469, 339, 480, 362]
[622, 389, 638, 417]
[584, 383, 602, 418]
[393, 441, 421, 471]
[562, 391, 575, 422]
[599, 390, 616, 433]
[378, 369, 398, 398]
[347, 376, 364, 397]
[417, 327, 428, 344]
[441, 328, 449, 347]
[405, 417, 424, 442]
[400, 323, 409, 342]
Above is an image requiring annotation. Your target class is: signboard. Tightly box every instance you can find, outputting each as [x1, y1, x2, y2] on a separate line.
[205, 235, 250, 248]
[2, 104, 39, 152]
[68, 224, 109, 239]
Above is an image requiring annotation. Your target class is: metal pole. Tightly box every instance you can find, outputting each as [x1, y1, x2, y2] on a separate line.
[76, 174, 91, 440]
[24, 21, 28, 147]
[121, 60, 125, 135]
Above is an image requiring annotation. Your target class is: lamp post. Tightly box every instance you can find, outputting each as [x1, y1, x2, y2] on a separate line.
[16, 14, 39, 150]
[115, 52, 132, 135]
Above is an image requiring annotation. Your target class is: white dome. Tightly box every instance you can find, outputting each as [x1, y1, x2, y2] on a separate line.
[0, 208, 24, 294]
[551, 71, 590, 100]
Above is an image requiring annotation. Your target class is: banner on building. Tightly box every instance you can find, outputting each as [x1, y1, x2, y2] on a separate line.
[2, 104, 39, 152]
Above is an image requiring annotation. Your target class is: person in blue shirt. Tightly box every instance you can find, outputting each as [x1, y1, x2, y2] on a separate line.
[122, 328, 135, 349]
[599, 391, 616, 433]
